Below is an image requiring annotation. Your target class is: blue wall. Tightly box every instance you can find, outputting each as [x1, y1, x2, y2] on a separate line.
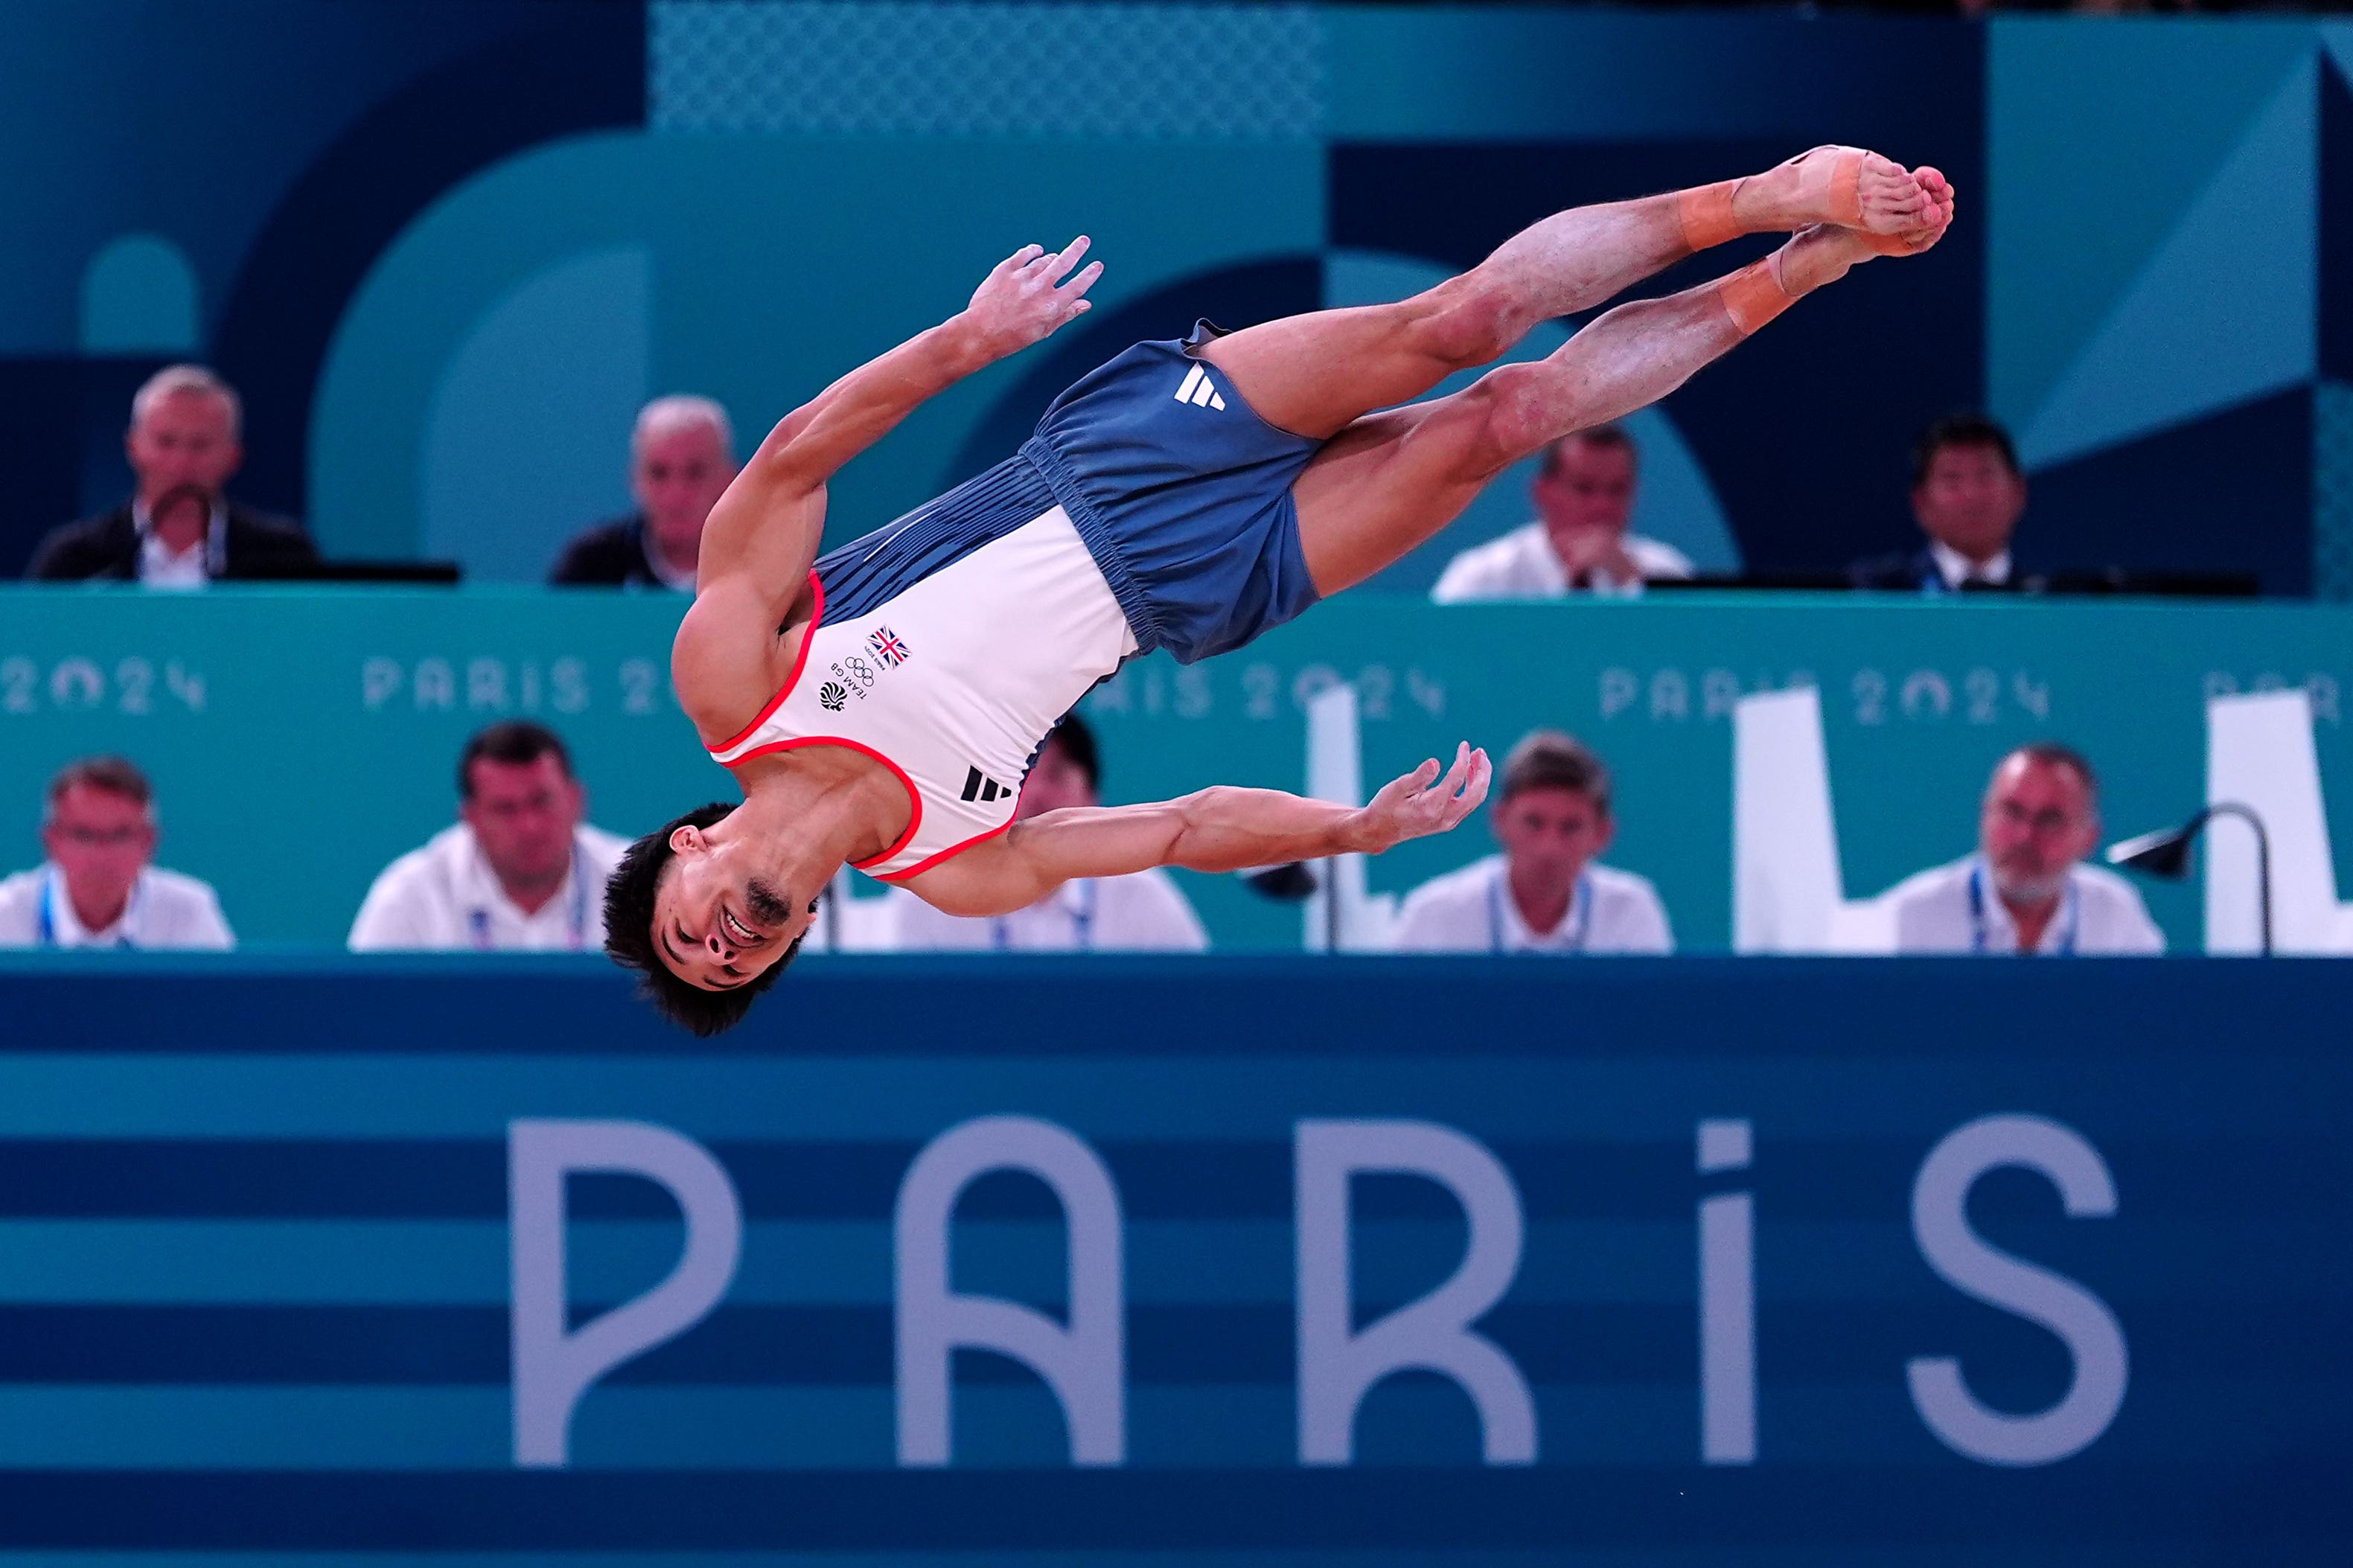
[0, 956, 2344, 1558]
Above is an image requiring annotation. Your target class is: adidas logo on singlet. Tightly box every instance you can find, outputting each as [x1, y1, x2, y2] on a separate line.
[960, 767, 1012, 804]
[1173, 363, 1227, 411]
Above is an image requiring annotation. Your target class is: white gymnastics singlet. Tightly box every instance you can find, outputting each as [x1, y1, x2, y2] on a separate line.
[706, 504, 1137, 880]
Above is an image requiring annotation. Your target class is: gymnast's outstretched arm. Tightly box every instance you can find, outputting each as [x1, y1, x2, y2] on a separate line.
[904, 743, 1493, 918]
[672, 238, 1102, 736]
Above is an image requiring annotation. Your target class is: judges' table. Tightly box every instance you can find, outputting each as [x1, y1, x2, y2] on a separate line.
[0, 953, 2343, 1560]
[4, 586, 2353, 950]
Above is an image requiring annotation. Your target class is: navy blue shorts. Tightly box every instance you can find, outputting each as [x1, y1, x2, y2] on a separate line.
[1023, 322, 1325, 665]
[817, 324, 1325, 665]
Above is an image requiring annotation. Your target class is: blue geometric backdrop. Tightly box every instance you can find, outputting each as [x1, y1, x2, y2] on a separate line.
[1989, 18, 2352, 598]
[0, 4, 2336, 595]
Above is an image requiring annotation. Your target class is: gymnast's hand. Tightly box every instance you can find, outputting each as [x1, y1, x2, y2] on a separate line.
[965, 236, 1104, 359]
[1351, 743, 1492, 853]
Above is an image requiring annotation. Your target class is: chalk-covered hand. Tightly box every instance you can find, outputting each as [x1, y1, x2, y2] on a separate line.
[1349, 743, 1492, 853]
[965, 236, 1104, 359]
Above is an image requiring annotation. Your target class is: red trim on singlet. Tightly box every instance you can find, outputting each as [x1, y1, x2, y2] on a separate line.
[870, 818, 1015, 883]
[721, 735, 924, 871]
[706, 571, 826, 755]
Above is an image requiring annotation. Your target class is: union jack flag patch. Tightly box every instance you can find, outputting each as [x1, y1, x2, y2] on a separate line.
[868, 627, 910, 667]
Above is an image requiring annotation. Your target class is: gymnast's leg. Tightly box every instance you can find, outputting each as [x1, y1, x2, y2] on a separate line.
[1196, 147, 1938, 441]
[1289, 213, 1950, 595]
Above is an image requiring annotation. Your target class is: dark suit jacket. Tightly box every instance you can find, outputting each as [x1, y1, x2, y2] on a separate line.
[1845, 546, 2034, 594]
[25, 501, 319, 582]
[549, 514, 688, 589]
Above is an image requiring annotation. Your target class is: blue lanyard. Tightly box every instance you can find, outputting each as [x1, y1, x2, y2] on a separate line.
[1967, 862, 2076, 956]
[38, 869, 136, 949]
[992, 878, 1097, 951]
[469, 842, 588, 951]
[1487, 869, 1591, 955]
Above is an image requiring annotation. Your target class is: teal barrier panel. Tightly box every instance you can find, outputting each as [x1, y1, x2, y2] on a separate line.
[4, 587, 2352, 950]
[0, 953, 2343, 1561]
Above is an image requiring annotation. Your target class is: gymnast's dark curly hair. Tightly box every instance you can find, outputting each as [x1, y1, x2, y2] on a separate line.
[603, 802, 796, 1036]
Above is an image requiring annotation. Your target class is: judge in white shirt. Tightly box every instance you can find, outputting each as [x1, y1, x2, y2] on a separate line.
[891, 714, 1208, 953]
[1881, 743, 2163, 956]
[1846, 415, 2032, 593]
[1430, 426, 1693, 602]
[350, 722, 628, 952]
[0, 755, 233, 950]
[1391, 729, 1672, 955]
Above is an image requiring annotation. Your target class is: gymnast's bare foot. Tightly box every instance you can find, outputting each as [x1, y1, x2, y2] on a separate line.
[1733, 146, 1932, 237]
[1858, 164, 1956, 256]
[1769, 167, 1954, 298]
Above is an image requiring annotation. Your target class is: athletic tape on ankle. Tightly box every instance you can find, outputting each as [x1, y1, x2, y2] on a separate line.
[1677, 182, 1741, 252]
[1823, 150, 1866, 230]
[1718, 257, 1793, 336]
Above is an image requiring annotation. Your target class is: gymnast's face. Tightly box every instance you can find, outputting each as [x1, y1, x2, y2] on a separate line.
[654, 824, 816, 990]
[1913, 442, 2025, 565]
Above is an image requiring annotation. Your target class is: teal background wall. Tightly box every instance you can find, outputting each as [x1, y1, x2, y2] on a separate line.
[298, 0, 1981, 591]
[5, 588, 2349, 952]
[1986, 17, 2353, 597]
[316, 136, 1326, 577]
[6, 3, 2346, 594]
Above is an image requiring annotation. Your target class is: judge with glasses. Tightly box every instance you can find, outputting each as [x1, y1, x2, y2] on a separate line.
[0, 756, 233, 949]
[1880, 743, 2161, 956]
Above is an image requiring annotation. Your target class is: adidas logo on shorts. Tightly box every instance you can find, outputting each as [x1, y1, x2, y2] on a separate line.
[1173, 363, 1227, 411]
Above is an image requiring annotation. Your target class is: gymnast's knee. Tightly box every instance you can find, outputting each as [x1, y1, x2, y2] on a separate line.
[1450, 365, 1562, 481]
[1407, 281, 1524, 372]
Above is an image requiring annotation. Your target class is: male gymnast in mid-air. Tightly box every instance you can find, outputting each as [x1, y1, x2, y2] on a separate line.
[605, 147, 1955, 1031]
